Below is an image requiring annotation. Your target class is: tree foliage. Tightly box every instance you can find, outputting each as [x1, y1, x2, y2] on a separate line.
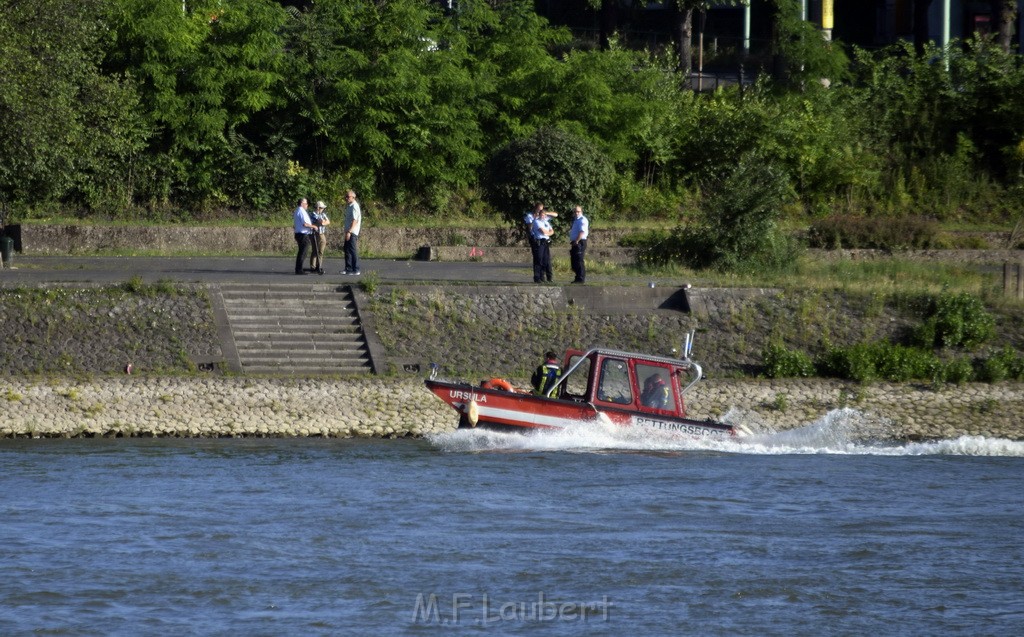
[484, 127, 612, 226]
[0, 0, 1022, 236]
[0, 0, 145, 210]
[683, 151, 798, 272]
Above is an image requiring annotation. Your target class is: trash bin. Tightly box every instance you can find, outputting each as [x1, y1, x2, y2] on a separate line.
[0, 235, 12, 267]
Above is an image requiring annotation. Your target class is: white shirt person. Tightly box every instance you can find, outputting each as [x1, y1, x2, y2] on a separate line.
[568, 206, 589, 284]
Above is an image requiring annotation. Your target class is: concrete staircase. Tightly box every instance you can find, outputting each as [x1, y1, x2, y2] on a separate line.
[217, 283, 373, 375]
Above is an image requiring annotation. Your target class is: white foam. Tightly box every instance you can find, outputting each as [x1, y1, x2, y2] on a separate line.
[427, 409, 1024, 457]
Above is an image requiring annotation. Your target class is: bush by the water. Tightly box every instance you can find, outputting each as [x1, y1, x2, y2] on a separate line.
[912, 292, 995, 350]
[975, 347, 1024, 382]
[762, 339, 991, 384]
[762, 342, 815, 378]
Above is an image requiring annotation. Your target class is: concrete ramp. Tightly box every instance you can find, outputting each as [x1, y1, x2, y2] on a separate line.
[214, 283, 373, 375]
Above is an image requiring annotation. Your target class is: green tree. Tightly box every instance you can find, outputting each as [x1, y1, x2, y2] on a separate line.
[483, 127, 612, 226]
[549, 46, 692, 188]
[682, 151, 797, 272]
[460, 0, 569, 149]
[990, 0, 1019, 53]
[0, 0, 145, 212]
[280, 0, 554, 210]
[105, 0, 287, 209]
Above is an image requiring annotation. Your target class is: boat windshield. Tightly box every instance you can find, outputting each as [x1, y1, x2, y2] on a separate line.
[636, 363, 677, 412]
[597, 358, 632, 404]
[562, 355, 590, 398]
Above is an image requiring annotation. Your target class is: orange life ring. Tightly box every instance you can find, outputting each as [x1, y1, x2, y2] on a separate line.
[481, 377, 515, 392]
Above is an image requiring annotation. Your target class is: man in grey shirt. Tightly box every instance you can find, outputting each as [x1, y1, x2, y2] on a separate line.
[342, 190, 362, 275]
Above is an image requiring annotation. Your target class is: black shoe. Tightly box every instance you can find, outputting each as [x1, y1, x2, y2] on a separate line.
[295, 271, 307, 275]
[316, 269, 325, 275]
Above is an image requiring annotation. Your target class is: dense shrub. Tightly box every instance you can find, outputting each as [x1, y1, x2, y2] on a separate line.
[483, 127, 612, 227]
[762, 342, 815, 378]
[815, 343, 879, 381]
[816, 342, 942, 382]
[807, 215, 942, 249]
[871, 344, 942, 382]
[976, 347, 1024, 382]
[681, 152, 800, 272]
[913, 292, 995, 349]
[941, 356, 976, 384]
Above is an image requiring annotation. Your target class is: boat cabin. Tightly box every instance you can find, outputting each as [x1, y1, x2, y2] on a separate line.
[549, 348, 701, 419]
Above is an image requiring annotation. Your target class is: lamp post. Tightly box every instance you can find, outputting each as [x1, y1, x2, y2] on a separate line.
[821, 0, 833, 41]
[941, 0, 951, 69]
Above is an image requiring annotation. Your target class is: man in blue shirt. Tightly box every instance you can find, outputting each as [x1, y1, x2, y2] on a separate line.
[292, 198, 317, 275]
[568, 205, 589, 284]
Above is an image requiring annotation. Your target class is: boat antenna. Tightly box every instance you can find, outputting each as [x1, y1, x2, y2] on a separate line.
[683, 331, 695, 360]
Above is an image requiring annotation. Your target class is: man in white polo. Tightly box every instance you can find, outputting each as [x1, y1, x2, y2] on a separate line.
[569, 205, 589, 284]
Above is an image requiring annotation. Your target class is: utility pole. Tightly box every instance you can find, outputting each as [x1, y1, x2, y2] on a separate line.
[942, 0, 950, 69]
[821, 0, 834, 41]
[743, 0, 751, 55]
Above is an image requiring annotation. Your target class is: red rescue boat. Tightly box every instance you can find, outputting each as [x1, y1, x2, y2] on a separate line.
[425, 334, 742, 438]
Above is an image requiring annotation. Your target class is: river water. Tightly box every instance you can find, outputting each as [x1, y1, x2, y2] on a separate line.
[1, 410, 1022, 636]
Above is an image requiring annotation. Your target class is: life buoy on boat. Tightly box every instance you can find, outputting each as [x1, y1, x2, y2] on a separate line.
[466, 400, 479, 427]
[480, 377, 515, 392]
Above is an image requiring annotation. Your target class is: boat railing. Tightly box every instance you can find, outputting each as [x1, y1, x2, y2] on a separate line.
[545, 337, 705, 399]
[544, 348, 601, 398]
[679, 360, 703, 396]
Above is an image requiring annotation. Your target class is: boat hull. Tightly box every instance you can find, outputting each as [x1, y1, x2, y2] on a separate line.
[425, 379, 735, 438]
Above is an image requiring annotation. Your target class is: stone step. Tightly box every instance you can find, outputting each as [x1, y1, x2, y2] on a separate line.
[217, 282, 373, 375]
[221, 291, 355, 300]
[241, 355, 371, 367]
[233, 333, 364, 344]
[225, 306, 358, 316]
[228, 317, 360, 329]
[242, 365, 373, 375]
[222, 300, 355, 310]
[235, 343, 367, 355]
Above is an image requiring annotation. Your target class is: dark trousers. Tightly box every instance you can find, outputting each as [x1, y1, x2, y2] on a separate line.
[294, 233, 311, 273]
[528, 235, 539, 267]
[533, 240, 552, 283]
[570, 239, 587, 282]
[344, 233, 359, 273]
